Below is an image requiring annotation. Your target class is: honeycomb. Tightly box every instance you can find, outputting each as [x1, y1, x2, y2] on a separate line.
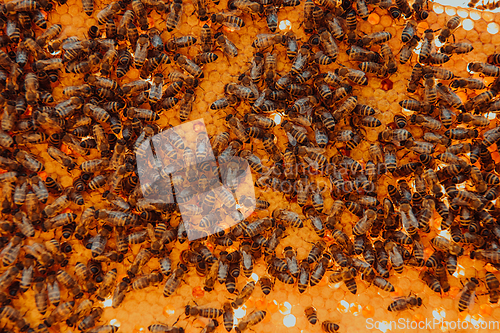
[2, 0, 500, 332]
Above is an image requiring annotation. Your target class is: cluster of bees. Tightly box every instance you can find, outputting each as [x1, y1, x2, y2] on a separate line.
[468, 0, 500, 11]
[0, 0, 499, 330]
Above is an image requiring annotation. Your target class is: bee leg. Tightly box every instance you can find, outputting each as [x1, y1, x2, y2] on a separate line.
[223, 52, 231, 65]
[172, 315, 181, 326]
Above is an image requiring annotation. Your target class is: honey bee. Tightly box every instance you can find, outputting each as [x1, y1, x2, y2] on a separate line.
[193, 52, 218, 65]
[1, 233, 22, 267]
[358, 31, 392, 48]
[166, 0, 183, 32]
[211, 11, 245, 30]
[290, 44, 312, 76]
[388, 294, 423, 312]
[174, 53, 204, 78]
[438, 16, 461, 43]
[450, 77, 484, 90]
[76, 307, 103, 331]
[229, 0, 262, 14]
[484, 272, 500, 304]
[149, 324, 185, 333]
[185, 305, 223, 318]
[431, 236, 464, 256]
[97, 269, 117, 300]
[198, 23, 214, 53]
[380, 43, 397, 74]
[0, 305, 28, 330]
[322, 321, 340, 332]
[419, 270, 442, 293]
[252, 33, 286, 51]
[163, 264, 188, 297]
[235, 310, 266, 333]
[398, 35, 419, 64]
[458, 278, 479, 312]
[316, 29, 339, 63]
[352, 209, 377, 236]
[34, 281, 48, 315]
[165, 35, 197, 52]
[272, 208, 304, 228]
[111, 276, 130, 308]
[96, 1, 121, 24]
[222, 302, 234, 332]
[441, 42, 474, 55]
[225, 115, 250, 143]
[304, 306, 318, 324]
[214, 32, 239, 58]
[178, 89, 195, 122]
[385, 241, 404, 274]
[468, 62, 500, 76]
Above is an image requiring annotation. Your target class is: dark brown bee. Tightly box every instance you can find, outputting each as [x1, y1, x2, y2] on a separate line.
[458, 278, 479, 312]
[258, 275, 273, 295]
[163, 264, 188, 297]
[468, 62, 500, 77]
[222, 302, 234, 332]
[400, 36, 420, 64]
[211, 11, 245, 30]
[235, 310, 266, 333]
[322, 321, 340, 332]
[485, 272, 500, 304]
[438, 16, 461, 43]
[185, 305, 223, 318]
[229, 0, 262, 14]
[215, 32, 239, 58]
[232, 281, 255, 308]
[419, 270, 441, 293]
[166, 0, 183, 32]
[252, 33, 286, 51]
[442, 42, 474, 55]
[165, 35, 197, 53]
[388, 295, 423, 312]
[305, 306, 318, 324]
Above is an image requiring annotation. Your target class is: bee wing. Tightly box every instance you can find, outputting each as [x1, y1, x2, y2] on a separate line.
[286, 132, 297, 146]
[222, 21, 242, 30]
[147, 223, 156, 242]
[304, 146, 326, 154]
[222, 9, 243, 16]
[0, 242, 11, 258]
[455, 282, 469, 300]
[469, 290, 476, 311]
[408, 211, 419, 228]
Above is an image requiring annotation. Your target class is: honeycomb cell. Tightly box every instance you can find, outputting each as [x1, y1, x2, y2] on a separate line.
[187, 14, 199, 27]
[463, 18, 475, 30]
[68, 4, 81, 17]
[454, 27, 467, 40]
[379, 15, 392, 28]
[445, 6, 457, 16]
[433, 3, 444, 14]
[491, 33, 500, 48]
[481, 31, 493, 45]
[56, 4, 68, 14]
[466, 29, 480, 43]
